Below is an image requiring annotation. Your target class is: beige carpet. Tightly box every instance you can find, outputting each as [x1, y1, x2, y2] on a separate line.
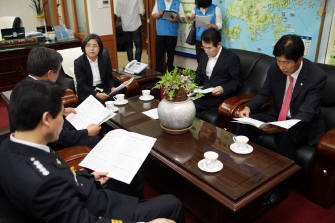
[117, 49, 149, 68]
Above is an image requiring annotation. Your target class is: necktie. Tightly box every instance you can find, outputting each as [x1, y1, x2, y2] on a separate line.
[278, 75, 293, 121]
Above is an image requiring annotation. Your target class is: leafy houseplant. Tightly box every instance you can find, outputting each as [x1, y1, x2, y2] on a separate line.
[29, 0, 48, 16]
[152, 67, 204, 102]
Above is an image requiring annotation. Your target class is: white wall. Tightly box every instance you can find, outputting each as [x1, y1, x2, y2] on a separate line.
[86, 0, 113, 35]
[0, 0, 40, 32]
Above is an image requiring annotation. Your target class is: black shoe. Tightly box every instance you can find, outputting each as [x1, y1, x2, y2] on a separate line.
[263, 184, 289, 208]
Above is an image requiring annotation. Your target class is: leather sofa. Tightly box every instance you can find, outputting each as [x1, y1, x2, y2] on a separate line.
[217, 48, 335, 208]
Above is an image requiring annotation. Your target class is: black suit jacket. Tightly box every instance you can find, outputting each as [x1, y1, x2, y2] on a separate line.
[74, 54, 116, 102]
[9, 77, 92, 151]
[194, 48, 242, 110]
[247, 58, 327, 145]
[0, 138, 138, 223]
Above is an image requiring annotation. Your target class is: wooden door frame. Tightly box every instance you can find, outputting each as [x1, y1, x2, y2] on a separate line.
[109, 0, 157, 70]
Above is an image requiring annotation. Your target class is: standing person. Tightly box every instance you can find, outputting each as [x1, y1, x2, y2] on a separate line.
[194, 28, 242, 125]
[0, 79, 185, 223]
[152, 0, 185, 73]
[186, 0, 223, 64]
[116, 0, 145, 62]
[238, 34, 327, 208]
[75, 33, 117, 103]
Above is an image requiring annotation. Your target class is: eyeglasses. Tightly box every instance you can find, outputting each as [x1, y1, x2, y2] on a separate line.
[85, 44, 99, 49]
[201, 46, 214, 51]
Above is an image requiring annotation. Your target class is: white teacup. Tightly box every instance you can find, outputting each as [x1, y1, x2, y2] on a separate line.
[233, 135, 249, 151]
[204, 151, 219, 169]
[113, 94, 125, 102]
[105, 101, 114, 110]
[142, 90, 151, 99]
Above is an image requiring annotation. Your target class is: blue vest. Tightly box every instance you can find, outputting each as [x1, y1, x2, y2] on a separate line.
[156, 0, 181, 36]
[195, 4, 216, 41]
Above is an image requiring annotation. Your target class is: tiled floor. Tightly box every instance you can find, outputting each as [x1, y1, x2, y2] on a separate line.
[117, 48, 149, 69]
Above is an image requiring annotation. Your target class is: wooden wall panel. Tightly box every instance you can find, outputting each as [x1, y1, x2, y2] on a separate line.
[100, 35, 117, 69]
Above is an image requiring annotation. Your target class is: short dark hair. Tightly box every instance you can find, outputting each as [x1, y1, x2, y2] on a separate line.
[196, 0, 212, 8]
[27, 47, 63, 77]
[9, 79, 65, 131]
[81, 33, 104, 55]
[201, 28, 221, 47]
[273, 34, 304, 62]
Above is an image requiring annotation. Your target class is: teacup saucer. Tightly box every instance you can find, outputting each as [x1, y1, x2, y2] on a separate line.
[230, 143, 253, 154]
[139, 95, 154, 101]
[198, 159, 223, 173]
[114, 99, 128, 106]
[109, 107, 118, 112]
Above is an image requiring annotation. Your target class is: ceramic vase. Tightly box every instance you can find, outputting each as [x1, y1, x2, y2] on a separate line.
[158, 98, 196, 133]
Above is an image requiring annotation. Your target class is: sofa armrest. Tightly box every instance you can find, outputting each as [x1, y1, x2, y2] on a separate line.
[219, 93, 256, 119]
[112, 73, 140, 97]
[62, 88, 79, 108]
[308, 127, 335, 208]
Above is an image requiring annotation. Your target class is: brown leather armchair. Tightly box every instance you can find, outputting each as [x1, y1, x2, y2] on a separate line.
[217, 49, 335, 208]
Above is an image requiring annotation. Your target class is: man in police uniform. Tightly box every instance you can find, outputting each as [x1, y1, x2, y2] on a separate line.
[0, 79, 184, 223]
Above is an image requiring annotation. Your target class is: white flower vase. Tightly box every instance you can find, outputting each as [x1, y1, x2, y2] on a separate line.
[36, 15, 44, 27]
[158, 99, 196, 134]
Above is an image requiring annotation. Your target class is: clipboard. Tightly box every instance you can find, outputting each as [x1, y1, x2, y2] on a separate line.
[161, 10, 179, 20]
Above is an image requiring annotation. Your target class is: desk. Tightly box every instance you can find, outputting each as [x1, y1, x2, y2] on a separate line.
[0, 39, 81, 91]
[105, 96, 300, 223]
[113, 68, 161, 100]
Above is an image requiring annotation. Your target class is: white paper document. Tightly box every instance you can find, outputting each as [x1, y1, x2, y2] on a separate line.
[196, 16, 210, 27]
[108, 77, 134, 96]
[79, 129, 156, 184]
[142, 108, 159, 119]
[232, 117, 301, 129]
[188, 87, 214, 97]
[66, 95, 116, 130]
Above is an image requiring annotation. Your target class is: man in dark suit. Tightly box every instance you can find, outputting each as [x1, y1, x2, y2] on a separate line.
[9, 47, 101, 150]
[194, 28, 242, 121]
[0, 79, 184, 223]
[238, 34, 327, 208]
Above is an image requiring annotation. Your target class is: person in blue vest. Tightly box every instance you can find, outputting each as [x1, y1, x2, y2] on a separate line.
[152, 0, 185, 73]
[186, 0, 223, 63]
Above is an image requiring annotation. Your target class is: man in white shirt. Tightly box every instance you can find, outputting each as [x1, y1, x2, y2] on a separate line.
[194, 28, 242, 125]
[116, 0, 145, 62]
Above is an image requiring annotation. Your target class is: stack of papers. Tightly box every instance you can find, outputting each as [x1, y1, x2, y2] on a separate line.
[232, 117, 301, 129]
[66, 95, 116, 130]
[142, 108, 159, 119]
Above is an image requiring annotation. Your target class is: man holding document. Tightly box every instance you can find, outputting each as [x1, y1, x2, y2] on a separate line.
[238, 34, 327, 161]
[0, 80, 185, 223]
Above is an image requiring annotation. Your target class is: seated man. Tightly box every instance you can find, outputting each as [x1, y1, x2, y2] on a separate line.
[0, 79, 184, 223]
[9, 47, 101, 150]
[238, 34, 327, 207]
[194, 28, 242, 124]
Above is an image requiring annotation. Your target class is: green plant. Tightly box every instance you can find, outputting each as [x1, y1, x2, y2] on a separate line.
[152, 67, 204, 102]
[29, 0, 48, 15]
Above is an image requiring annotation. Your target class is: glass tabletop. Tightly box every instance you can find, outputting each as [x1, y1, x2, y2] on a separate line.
[108, 96, 295, 200]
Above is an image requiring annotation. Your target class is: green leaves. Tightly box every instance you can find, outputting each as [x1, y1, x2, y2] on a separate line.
[152, 67, 203, 101]
[29, 0, 48, 15]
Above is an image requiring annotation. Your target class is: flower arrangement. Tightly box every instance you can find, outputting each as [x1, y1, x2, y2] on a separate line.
[29, 0, 48, 16]
[153, 67, 204, 102]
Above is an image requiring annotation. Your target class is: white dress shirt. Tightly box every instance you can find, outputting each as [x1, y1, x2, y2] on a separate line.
[151, 0, 186, 18]
[87, 56, 101, 86]
[10, 134, 51, 153]
[206, 46, 222, 79]
[283, 60, 303, 118]
[116, 0, 145, 32]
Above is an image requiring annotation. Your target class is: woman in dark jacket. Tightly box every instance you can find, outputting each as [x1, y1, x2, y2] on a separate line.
[74, 33, 116, 103]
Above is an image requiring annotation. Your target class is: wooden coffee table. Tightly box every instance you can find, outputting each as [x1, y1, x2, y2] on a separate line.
[106, 96, 300, 223]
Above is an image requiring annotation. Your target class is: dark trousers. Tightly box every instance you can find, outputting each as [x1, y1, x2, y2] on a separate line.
[195, 40, 204, 64]
[155, 35, 178, 73]
[133, 194, 185, 223]
[238, 112, 309, 160]
[124, 26, 143, 62]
